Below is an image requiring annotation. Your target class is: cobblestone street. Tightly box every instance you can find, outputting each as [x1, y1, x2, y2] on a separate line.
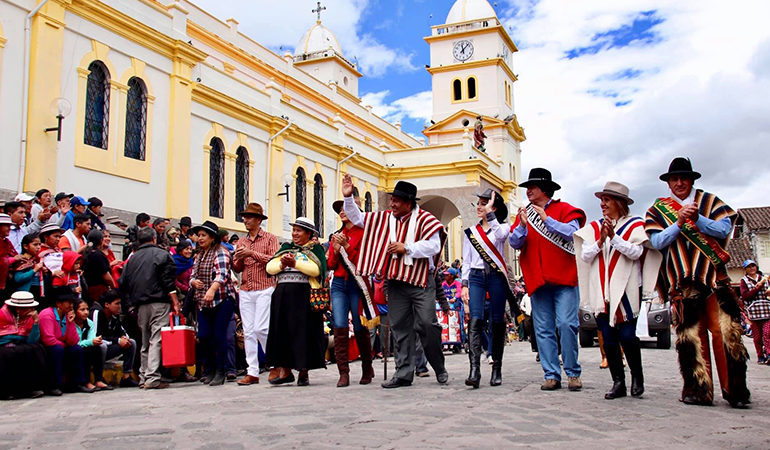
[1, 335, 769, 449]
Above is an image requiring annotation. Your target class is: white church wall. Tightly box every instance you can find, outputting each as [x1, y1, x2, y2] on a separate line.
[0, 2, 26, 193]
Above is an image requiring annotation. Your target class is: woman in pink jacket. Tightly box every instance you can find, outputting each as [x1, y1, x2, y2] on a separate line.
[39, 289, 93, 395]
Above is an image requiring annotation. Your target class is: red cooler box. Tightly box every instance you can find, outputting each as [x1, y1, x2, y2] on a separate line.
[161, 313, 196, 368]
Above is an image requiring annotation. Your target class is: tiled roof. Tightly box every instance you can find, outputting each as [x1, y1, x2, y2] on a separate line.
[727, 235, 755, 269]
[738, 206, 770, 231]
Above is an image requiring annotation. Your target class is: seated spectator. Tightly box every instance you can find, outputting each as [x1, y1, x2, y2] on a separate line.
[50, 192, 73, 227]
[173, 241, 194, 300]
[86, 197, 106, 230]
[100, 229, 123, 282]
[59, 213, 90, 253]
[124, 212, 151, 258]
[52, 251, 84, 299]
[31, 189, 58, 223]
[14, 192, 36, 226]
[11, 234, 44, 299]
[153, 218, 170, 250]
[82, 230, 116, 304]
[179, 217, 192, 241]
[166, 227, 181, 250]
[73, 298, 107, 392]
[5, 201, 47, 254]
[39, 289, 93, 394]
[0, 214, 20, 300]
[91, 290, 138, 387]
[61, 196, 89, 231]
[0, 292, 46, 399]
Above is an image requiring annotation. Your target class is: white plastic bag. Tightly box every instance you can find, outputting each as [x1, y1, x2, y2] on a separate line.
[636, 300, 651, 338]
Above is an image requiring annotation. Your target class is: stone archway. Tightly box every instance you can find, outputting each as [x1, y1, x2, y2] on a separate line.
[419, 195, 461, 226]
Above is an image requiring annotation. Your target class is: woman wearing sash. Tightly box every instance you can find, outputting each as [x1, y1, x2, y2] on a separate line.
[327, 200, 374, 387]
[265, 218, 327, 386]
[574, 182, 662, 399]
[461, 189, 510, 388]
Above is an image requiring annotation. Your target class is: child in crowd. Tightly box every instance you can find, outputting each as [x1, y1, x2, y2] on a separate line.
[73, 298, 108, 391]
[52, 251, 84, 299]
[442, 268, 463, 308]
[90, 290, 138, 387]
[12, 234, 44, 297]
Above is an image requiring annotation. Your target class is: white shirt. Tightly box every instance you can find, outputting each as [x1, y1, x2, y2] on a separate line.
[461, 213, 510, 284]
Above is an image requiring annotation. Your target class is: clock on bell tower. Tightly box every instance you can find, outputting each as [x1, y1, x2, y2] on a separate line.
[425, 0, 518, 123]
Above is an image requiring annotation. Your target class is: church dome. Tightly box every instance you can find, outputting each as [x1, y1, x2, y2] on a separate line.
[445, 0, 497, 24]
[295, 21, 342, 56]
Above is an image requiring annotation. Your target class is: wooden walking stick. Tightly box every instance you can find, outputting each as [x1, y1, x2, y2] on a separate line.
[382, 279, 390, 380]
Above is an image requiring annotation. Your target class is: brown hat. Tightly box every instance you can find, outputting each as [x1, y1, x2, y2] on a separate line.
[594, 181, 634, 205]
[238, 203, 267, 220]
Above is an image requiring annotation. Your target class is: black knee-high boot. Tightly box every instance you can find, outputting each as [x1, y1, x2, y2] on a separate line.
[621, 337, 644, 397]
[604, 342, 626, 399]
[490, 322, 506, 386]
[465, 319, 482, 388]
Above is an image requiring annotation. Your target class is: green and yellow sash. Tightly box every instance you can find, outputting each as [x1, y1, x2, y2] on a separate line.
[652, 197, 730, 266]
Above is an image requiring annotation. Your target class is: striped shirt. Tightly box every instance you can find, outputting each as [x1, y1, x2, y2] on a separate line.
[232, 230, 279, 291]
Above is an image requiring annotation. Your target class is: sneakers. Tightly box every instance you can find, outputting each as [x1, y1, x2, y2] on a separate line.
[540, 379, 561, 390]
[568, 376, 582, 391]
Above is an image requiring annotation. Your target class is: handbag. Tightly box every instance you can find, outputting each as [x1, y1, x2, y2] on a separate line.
[746, 299, 770, 321]
[309, 285, 330, 313]
[635, 300, 651, 338]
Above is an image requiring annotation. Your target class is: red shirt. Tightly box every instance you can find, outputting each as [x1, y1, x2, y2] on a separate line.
[0, 237, 18, 290]
[232, 230, 279, 291]
[326, 224, 364, 279]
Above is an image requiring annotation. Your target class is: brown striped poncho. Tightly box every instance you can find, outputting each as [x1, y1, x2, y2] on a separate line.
[645, 189, 735, 290]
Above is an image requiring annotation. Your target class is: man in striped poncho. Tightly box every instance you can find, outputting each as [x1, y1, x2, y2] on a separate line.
[341, 174, 448, 388]
[645, 157, 750, 408]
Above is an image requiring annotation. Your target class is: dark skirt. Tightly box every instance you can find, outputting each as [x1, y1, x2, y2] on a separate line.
[265, 283, 325, 371]
[0, 343, 47, 398]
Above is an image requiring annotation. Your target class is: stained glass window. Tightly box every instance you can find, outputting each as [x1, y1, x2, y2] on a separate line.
[124, 77, 147, 160]
[365, 191, 373, 212]
[313, 173, 324, 236]
[235, 146, 249, 222]
[295, 167, 306, 218]
[84, 61, 110, 149]
[209, 138, 225, 218]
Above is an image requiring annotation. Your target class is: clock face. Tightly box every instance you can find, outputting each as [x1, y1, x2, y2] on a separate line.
[453, 40, 474, 62]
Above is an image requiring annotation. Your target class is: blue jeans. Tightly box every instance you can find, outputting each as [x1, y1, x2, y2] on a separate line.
[596, 314, 638, 347]
[531, 285, 581, 381]
[468, 269, 507, 323]
[331, 276, 364, 331]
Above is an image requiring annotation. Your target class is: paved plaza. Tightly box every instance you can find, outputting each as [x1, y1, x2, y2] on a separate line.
[1, 335, 769, 449]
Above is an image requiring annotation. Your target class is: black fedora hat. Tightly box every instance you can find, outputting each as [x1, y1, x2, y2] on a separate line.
[387, 181, 420, 201]
[477, 189, 509, 223]
[659, 157, 701, 181]
[519, 168, 561, 191]
[190, 220, 220, 239]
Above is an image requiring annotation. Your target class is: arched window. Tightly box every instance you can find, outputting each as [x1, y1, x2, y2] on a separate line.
[364, 192, 373, 212]
[295, 167, 306, 218]
[313, 173, 324, 236]
[453, 79, 462, 101]
[467, 77, 477, 99]
[124, 77, 147, 160]
[235, 146, 249, 222]
[84, 61, 110, 149]
[208, 138, 225, 218]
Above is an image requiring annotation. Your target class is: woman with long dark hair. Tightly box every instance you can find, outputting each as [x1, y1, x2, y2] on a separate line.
[266, 217, 327, 386]
[190, 221, 236, 386]
[82, 230, 116, 304]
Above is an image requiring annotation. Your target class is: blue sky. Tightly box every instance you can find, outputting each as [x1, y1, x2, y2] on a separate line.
[193, 0, 770, 215]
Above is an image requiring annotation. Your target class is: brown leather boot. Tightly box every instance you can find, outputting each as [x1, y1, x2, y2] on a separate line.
[334, 328, 350, 387]
[268, 367, 280, 383]
[355, 328, 375, 385]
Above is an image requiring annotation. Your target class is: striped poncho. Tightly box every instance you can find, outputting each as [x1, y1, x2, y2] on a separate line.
[645, 189, 735, 290]
[357, 209, 444, 288]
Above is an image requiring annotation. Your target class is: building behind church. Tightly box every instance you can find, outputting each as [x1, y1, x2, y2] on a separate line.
[0, 0, 525, 265]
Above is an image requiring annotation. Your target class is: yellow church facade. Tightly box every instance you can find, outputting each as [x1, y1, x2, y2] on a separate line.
[0, 0, 525, 264]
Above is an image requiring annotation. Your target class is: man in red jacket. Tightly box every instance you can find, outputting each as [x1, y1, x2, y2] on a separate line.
[509, 168, 586, 391]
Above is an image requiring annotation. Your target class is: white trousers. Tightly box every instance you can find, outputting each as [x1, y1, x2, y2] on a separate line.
[240, 287, 274, 377]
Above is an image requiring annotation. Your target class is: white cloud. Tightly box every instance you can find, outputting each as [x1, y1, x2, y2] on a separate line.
[187, 0, 417, 77]
[497, 0, 770, 217]
[360, 90, 432, 124]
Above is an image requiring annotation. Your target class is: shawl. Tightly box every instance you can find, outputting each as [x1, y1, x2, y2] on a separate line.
[574, 216, 662, 326]
[173, 253, 194, 276]
[645, 189, 735, 290]
[0, 237, 18, 291]
[0, 304, 34, 337]
[274, 241, 328, 286]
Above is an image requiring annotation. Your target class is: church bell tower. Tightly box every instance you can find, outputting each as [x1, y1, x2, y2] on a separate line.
[425, 0, 518, 123]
